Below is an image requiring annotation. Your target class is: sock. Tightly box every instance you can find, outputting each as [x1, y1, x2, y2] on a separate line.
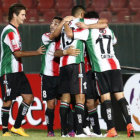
[60, 102, 69, 135]
[118, 97, 132, 124]
[67, 107, 74, 132]
[45, 108, 54, 132]
[75, 103, 85, 135]
[14, 102, 30, 128]
[101, 100, 115, 130]
[83, 108, 90, 128]
[88, 108, 101, 135]
[1, 107, 10, 134]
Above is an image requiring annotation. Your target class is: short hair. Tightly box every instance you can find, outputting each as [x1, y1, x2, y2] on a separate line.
[53, 16, 63, 21]
[71, 5, 85, 16]
[85, 11, 99, 18]
[8, 3, 26, 22]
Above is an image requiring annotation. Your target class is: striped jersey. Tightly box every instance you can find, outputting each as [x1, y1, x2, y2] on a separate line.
[60, 18, 99, 67]
[74, 27, 120, 72]
[40, 32, 60, 76]
[0, 24, 23, 77]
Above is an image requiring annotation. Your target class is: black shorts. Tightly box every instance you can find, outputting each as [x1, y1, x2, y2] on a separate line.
[0, 72, 32, 101]
[59, 63, 87, 95]
[95, 69, 123, 95]
[41, 75, 60, 100]
[86, 70, 99, 100]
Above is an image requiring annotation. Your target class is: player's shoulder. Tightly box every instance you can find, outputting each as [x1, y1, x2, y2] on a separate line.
[1, 24, 15, 37]
[84, 18, 98, 24]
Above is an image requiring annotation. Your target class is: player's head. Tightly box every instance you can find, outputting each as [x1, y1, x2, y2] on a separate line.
[85, 11, 99, 19]
[71, 5, 85, 18]
[50, 16, 62, 33]
[8, 3, 26, 24]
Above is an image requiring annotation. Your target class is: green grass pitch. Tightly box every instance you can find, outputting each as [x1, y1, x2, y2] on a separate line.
[0, 129, 140, 140]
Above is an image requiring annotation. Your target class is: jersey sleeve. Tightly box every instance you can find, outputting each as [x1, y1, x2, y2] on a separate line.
[111, 30, 117, 45]
[41, 33, 52, 45]
[73, 29, 89, 41]
[4, 31, 20, 52]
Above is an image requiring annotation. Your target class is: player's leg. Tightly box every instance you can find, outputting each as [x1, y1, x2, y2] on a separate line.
[41, 75, 59, 136]
[1, 101, 12, 136]
[95, 71, 117, 137]
[86, 99, 101, 136]
[0, 74, 14, 136]
[111, 70, 134, 137]
[60, 93, 71, 136]
[11, 72, 33, 136]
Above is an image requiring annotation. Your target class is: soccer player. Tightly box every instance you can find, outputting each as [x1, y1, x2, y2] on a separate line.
[83, 49, 102, 137]
[40, 16, 80, 137]
[59, 6, 107, 137]
[0, 3, 45, 136]
[70, 11, 135, 137]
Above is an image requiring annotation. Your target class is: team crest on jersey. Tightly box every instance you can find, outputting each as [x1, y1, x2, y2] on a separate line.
[99, 29, 106, 35]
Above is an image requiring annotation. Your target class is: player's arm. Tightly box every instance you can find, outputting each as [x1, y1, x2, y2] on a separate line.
[98, 18, 108, 24]
[13, 45, 46, 58]
[54, 46, 80, 57]
[64, 22, 73, 38]
[76, 22, 107, 29]
[49, 16, 75, 40]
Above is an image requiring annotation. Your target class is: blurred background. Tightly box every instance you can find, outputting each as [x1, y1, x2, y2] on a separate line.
[0, 0, 140, 73]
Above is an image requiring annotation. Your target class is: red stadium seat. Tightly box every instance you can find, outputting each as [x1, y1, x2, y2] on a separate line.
[55, 0, 73, 14]
[87, 0, 110, 12]
[114, 10, 130, 23]
[38, 10, 56, 23]
[99, 11, 112, 23]
[131, 10, 140, 23]
[25, 9, 38, 24]
[60, 10, 71, 18]
[0, 9, 3, 23]
[37, 0, 55, 12]
[129, 0, 140, 13]
[2, 0, 19, 13]
[110, 0, 128, 13]
[20, 0, 34, 9]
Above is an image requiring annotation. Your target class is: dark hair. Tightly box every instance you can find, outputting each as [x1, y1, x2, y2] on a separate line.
[8, 3, 26, 22]
[53, 16, 63, 21]
[71, 5, 85, 16]
[85, 11, 99, 18]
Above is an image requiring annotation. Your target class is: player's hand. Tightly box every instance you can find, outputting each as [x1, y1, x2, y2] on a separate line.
[37, 45, 46, 55]
[76, 22, 88, 29]
[66, 46, 80, 56]
[63, 16, 75, 23]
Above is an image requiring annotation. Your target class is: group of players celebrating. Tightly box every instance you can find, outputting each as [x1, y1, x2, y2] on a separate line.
[0, 3, 135, 138]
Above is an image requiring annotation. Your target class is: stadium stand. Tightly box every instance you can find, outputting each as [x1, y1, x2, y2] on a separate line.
[115, 10, 130, 23]
[129, 0, 140, 13]
[0, 9, 3, 23]
[55, 0, 73, 16]
[110, 0, 128, 13]
[99, 11, 112, 23]
[87, 0, 110, 12]
[131, 10, 140, 23]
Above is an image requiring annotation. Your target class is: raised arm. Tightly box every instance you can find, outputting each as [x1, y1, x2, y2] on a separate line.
[49, 16, 75, 40]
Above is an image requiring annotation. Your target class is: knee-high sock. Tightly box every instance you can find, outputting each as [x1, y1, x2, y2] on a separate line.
[88, 108, 101, 134]
[101, 100, 115, 130]
[1, 107, 10, 133]
[75, 103, 85, 135]
[14, 102, 30, 128]
[118, 97, 131, 124]
[45, 108, 54, 132]
[60, 102, 69, 134]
